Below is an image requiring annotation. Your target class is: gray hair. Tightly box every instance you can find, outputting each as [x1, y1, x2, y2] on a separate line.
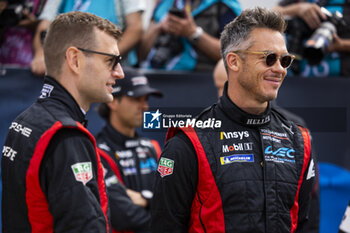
[220, 7, 287, 72]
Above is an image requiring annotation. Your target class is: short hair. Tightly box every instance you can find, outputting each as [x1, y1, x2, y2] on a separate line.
[220, 7, 287, 72]
[44, 11, 122, 77]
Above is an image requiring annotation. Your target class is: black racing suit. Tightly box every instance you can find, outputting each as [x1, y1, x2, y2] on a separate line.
[96, 124, 160, 233]
[2, 77, 109, 233]
[151, 85, 318, 233]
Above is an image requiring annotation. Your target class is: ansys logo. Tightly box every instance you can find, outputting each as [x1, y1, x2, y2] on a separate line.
[143, 109, 162, 129]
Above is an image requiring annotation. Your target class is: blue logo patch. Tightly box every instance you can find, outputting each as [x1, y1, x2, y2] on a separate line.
[140, 158, 157, 171]
[143, 109, 162, 129]
[220, 154, 254, 165]
[264, 146, 295, 158]
[264, 146, 296, 163]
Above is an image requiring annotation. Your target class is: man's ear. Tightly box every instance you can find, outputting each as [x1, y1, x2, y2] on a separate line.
[65, 47, 81, 75]
[226, 52, 241, 72]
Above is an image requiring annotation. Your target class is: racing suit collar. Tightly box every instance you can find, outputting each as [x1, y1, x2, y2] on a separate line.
[40, 76, 88, 127]
[218, 82, 271, 127]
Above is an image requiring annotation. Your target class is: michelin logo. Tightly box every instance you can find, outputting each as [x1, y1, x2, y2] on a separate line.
[220, 154, 254, 165]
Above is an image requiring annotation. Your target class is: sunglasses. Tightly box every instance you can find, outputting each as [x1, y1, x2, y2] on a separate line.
[236, 50, 295, 69]
[78, 47, 122, 70]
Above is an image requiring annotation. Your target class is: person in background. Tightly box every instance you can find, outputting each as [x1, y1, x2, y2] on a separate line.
[56, 0, 145, 66]
[151, 7, 317, 232]
[1, 11, 124, 232]
[213, 58, 226, 98]
[139, 0, 242, 72]
[96, 67, 163, 232]
[273, 0, 350, 77]
[20, 0, 146, 70]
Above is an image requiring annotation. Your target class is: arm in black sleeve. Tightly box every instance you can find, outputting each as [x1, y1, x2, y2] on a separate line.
[296, 144, 320, 233]
[151, 131, 198, 233]
[101, 159, 151, 231]
[40, 129, 108, 233]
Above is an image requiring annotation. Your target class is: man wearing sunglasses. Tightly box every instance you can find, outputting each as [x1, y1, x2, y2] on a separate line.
[2, 12, 124, 232]
[152, 7, 317, 233]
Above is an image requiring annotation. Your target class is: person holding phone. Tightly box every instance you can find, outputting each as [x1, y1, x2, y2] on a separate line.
[139, 0, 242, 71]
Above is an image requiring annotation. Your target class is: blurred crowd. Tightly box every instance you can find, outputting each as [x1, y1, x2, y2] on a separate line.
[1, 0, 348, 78]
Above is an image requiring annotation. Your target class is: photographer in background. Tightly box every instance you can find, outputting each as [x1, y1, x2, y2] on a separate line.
[139, 0, 242, 72]
[273, 0, 350, 77]
[0, 0, 49, 76]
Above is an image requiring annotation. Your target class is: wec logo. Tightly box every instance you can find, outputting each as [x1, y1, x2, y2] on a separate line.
[264, 146, 295, 159]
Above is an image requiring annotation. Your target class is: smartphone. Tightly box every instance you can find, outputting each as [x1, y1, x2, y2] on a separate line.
[168, 7, 184, 18]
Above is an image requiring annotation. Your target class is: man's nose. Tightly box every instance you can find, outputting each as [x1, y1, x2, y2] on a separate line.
[112, 63, 124, 79]
[271, 58, 286, 74]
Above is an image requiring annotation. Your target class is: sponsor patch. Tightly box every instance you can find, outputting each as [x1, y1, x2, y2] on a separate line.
[136, 147, 147, 158]
[282, 123, 294, 135]
[264, 146, 296, 164]
[140, 158, 158, 174]
[157, 157, 174, 177]
[71, 162, 93, 185]
[123, 167, 137, 176]
[220, 131, 249, 140]
[262, 135, 282, 143]
[222, 142, 253, 153]
[2, 146, 17, 161]
[306, 159, 315, 180]
[260, 129, 289, 142]
[105, 175, 119, 187]
[246, 115, 270, 125]
[9, 122, 32, 137]
[120, 159, 135, 167]
[39, 83, 54, 98]
[98, 143, 111, 152]
[116, 150, 133, 158]
[220, 154, 254, 165]
[125, 140, 139, 148]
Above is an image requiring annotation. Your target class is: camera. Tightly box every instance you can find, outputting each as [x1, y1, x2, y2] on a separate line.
[150, 7, 185, 69]
[304, 7, 345, 65]
[0, 0, 34, 27]
[286, 7, 346, 71]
